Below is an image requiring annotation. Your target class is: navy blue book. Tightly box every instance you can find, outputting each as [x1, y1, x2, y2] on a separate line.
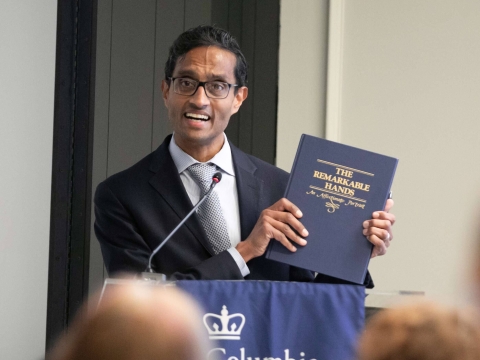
[266, 134, 398, 284]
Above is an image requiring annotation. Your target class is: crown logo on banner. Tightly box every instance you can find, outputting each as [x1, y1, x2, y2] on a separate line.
[203, 305, 246, 340]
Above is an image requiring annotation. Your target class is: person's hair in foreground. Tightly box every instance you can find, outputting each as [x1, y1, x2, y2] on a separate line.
[47, 284, 210, 360]
[357, 301, 480, 360]
[165, 25, 248, 87]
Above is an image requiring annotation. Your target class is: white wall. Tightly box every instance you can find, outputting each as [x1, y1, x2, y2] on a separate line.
[340, 0, 480, 302]
[0, 1, 57, 359]
[279, 0, 480, 302]
[277, 0, 329, 172]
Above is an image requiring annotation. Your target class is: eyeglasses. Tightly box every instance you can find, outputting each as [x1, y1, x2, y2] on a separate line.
[168, 77, 238, 99]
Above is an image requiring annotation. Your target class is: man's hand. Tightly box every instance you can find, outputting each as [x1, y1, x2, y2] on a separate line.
[363, 199, 395, 258]
[236, 198, 308, 263]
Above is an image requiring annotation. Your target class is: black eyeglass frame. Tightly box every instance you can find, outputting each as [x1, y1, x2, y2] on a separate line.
[167, 77, 239, 99]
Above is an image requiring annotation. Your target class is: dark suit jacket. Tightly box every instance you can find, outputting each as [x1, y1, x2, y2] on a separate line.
[95, 135, 373, 286]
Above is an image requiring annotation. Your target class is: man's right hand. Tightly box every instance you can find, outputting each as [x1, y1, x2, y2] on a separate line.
[235, 198, 308, 263]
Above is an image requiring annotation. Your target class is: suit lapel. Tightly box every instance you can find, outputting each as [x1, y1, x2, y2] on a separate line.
[231, 144, 263, 241]
[148, 136, 215, 255]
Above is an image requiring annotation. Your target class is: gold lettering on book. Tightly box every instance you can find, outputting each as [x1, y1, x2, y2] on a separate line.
[335, 167, 353, 178]
[316, 160, 374, 176]
[310, 186, 366, 203]
[325, 182, 355, 196]
[310, 158, 374, 213]
[313, 170, 371, 196]
[345, 199, 365, 209]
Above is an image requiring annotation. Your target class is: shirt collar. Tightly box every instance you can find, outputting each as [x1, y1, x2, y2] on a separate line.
[169, 133, 235, 176]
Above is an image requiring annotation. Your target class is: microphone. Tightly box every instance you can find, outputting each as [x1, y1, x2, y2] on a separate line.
[212, 172, 222, 183]
[143, 171, 223, 276]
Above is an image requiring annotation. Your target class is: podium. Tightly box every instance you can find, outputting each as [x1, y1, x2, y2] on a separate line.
[102, 279, 365, 360]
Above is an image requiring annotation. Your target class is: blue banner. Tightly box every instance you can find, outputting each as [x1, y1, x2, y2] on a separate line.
[177, 281, 364, 360]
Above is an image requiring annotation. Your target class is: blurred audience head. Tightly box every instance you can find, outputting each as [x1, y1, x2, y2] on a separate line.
[358, 301, 480, 360]
[47, 283, 210, 360]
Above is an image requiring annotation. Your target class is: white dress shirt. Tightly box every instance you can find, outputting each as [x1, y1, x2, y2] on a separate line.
[169, 134, 250, 277]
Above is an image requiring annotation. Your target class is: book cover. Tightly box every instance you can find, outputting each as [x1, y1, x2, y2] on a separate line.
[266, 134, 398, 284]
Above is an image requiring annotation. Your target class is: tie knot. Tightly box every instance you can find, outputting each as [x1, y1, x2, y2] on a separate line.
[188, 163, 217, 191]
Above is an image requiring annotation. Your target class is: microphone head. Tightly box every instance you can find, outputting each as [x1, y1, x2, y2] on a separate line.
[212, 172, 222, 183]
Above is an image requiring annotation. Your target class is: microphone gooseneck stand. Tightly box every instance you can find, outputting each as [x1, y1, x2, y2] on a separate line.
[141, 172, 223, 281]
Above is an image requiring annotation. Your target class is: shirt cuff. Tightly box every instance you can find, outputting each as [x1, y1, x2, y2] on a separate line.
[227, 248, 250, 277]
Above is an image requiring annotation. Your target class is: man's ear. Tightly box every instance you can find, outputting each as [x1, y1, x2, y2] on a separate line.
[231, 86, 248, 115]
[161, 79, 170, 104]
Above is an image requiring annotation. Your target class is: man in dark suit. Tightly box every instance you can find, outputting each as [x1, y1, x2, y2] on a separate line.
[94, 26, 394, 284]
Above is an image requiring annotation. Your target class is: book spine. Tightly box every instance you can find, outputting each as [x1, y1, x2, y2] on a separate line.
[266, 134, 306, 258]
[360, 159, 398, 282]
[385, 160, 399, 207]
[283, 134, 306, 198]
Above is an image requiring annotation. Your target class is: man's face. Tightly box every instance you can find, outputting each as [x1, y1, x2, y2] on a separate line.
[162, 46, 248, 160]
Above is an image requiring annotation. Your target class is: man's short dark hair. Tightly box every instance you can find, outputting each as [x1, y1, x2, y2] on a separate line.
[165, 25, 248, 87]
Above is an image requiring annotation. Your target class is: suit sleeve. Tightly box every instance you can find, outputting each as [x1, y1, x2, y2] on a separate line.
[167, 251, 244, 281]
[94, 181, 244, 280]
[94, 181, 152, 275]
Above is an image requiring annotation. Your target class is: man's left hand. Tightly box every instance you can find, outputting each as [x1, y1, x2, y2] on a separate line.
[363, 199, 395, 258]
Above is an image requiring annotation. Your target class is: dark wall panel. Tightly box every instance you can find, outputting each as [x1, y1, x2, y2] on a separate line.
[211, 0, 229, 29]
[184, 0, 212, 29]
[107, 0, 157, 176]
[251, 0, 280, 162]
[214, 0, 239, 146]
[237, 0, 256, 153]
[152, 0, 185, 149]
[47, 0, 97, 349]
[225, 0, 243, 146]
[88, 0, 112, 296]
